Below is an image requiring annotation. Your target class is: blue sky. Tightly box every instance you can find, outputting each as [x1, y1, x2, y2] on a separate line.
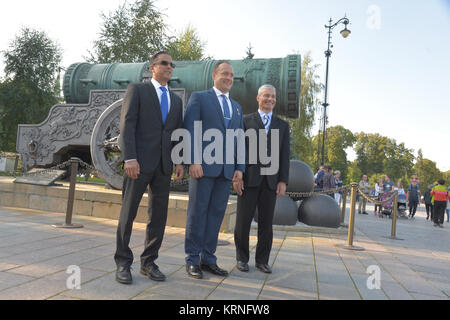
[1, 0, 449, 171]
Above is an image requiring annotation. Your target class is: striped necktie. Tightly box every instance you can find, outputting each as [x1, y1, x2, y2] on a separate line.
[221, 94, 230, 128]
[263, 114, 270, 132]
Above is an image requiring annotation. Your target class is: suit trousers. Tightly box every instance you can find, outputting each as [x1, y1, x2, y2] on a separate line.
[114, 162, 171, 268]
[234, 177, 277, 265]
[185, 174, 232, 266]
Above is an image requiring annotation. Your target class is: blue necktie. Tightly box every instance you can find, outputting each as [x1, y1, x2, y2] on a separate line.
[160, 86, 168, 124]
[221, 94, 230, 128]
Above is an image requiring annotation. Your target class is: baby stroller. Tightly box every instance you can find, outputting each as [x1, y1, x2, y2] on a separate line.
[397, 193, 408, 219]
[379, 192, 393, 218]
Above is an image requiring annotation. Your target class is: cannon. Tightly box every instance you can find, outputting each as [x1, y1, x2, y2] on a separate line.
[16, 55, 301, 189]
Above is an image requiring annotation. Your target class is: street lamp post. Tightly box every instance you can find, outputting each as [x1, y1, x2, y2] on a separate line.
[320, 16, 351, 166]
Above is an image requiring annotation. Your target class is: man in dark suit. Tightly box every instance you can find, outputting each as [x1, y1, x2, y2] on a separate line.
[115, 52, 184, 284]
[234, 84, 290, 274]
[183, 61, 245, 279]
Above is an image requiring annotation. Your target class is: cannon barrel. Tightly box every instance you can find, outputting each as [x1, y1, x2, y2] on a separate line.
[63, 55, 301, 118]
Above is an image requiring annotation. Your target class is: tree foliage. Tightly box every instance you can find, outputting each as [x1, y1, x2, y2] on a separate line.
[413, 149, 444, 190]
[165, 25, 206, 61]
[0, 27, 62, 152]
[287, 52, 323, 166]
[87, 0, 167, 63]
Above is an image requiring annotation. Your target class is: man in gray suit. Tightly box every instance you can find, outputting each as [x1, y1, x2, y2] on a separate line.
[115, 51, 184, 284]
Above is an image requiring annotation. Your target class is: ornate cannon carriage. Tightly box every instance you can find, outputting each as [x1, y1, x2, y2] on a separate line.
[16, 55, 301, 189]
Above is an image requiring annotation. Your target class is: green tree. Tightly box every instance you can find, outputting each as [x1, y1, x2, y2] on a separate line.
[287, 51, 323, 167]
[413, 149, 443, 190]
[354, 132, 388, 176]
[165, 25, 206, 61]
[244, 43, 255, 59]
[322, 125, 356, 179]
[346, 160, 362, 184]
[87, 0, 167, 63]
[383, 140, 415, 183]
[0, 27, 62, 151]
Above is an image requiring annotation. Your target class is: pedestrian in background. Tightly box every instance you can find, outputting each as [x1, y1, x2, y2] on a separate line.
[431, 179, 449, 228]
[323, 166, 336, 198]
[358, 175, 371, 215]
[374, 178, 383, 216]
[334, 170, 343, 205]
[423, 185, 434, 221]
[446, 186, 450, 223]
[407, 179, 420, 219]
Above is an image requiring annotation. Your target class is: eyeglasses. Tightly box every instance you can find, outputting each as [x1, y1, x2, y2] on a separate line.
[157, 60, 176, 68]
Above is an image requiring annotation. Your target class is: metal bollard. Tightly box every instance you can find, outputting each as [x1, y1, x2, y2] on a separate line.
[385, 192, 403, 240]
[52, 158, 83, 229]
[338, 183, 364, 251]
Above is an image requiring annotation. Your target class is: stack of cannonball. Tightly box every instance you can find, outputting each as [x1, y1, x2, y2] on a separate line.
[254, 160, 341, 228]
[255, 160, 312, 226]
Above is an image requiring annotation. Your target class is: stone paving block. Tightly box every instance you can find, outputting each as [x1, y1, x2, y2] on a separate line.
[350, 273, 389, 300]
[393, 274, 447, 297]
[258, 285, 317, 300]
[265, 264, 316, 293]
[318, 282, 361, 300]
[410, 292, 449, 300]
[207, 275, 264, 300]
[146, 268, 221, 300]
[0, 262, 21, 272]
[59, 269, 156, 300]
[0, 271, 35, 292]
[0, 268, 106, 300]
[133, 292, 184, 300]
[379, 280, 414, 300]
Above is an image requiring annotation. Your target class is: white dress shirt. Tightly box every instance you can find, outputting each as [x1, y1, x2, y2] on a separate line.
[213, 87, 233, 119]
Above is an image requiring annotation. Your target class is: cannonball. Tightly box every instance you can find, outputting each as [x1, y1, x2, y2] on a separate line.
[286, 160, 314, 193]
[298, 194, 341, 228]
[254, 195, 298, 226]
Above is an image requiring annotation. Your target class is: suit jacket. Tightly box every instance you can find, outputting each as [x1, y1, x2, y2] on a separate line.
[183, 88, 245, 180]
[119, 82, 183, 175]
[243, 112, 290, 191]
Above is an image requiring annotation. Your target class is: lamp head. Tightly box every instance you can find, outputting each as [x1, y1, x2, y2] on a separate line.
[340, 26, 351, 38]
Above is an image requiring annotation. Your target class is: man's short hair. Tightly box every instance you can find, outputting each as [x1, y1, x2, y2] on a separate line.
[150, 51, 171, 65]
[258, 84, 276, 95]
[438, 179, 445, 185]
[213, 60, 231, 73]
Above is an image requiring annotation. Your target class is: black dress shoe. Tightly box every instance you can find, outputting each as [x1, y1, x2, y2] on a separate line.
[116, 266, 132, 284]
[141, 263, 166, 281]
[236, 261, 249, 272]
[200, 263, 229, 276]
[186, 265, 203, 279]
[255, 263, 272, 274]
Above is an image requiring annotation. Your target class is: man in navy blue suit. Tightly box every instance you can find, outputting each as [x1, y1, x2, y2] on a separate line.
[183, 61, 245, 279]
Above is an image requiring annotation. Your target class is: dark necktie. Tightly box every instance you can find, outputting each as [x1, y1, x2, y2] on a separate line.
[221, 94, 230, 128]
[263, 114, 270, 132]
[160, 86, 168, 124]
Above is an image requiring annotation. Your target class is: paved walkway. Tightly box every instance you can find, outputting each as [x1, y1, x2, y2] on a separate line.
[0, 202, 449, 300]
